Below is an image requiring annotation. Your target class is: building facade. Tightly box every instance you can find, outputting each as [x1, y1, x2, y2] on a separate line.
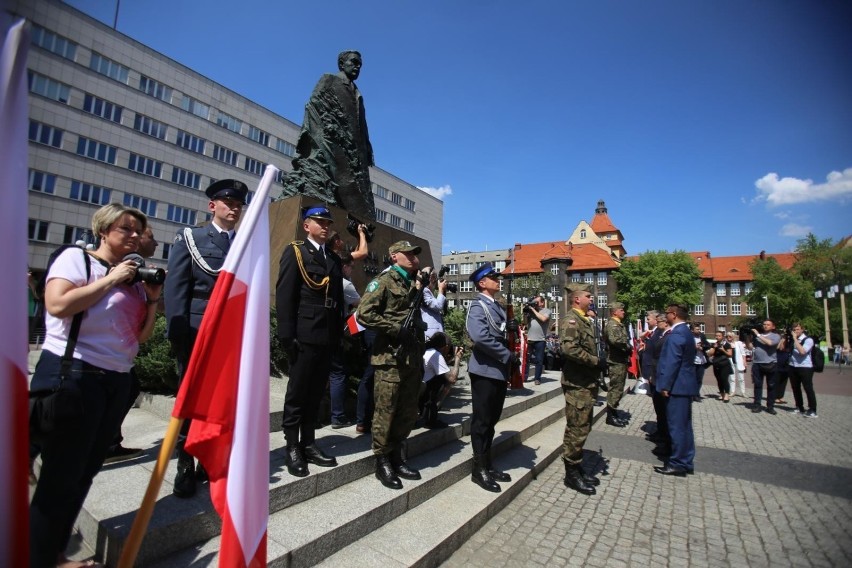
[14, 0, 443, 274]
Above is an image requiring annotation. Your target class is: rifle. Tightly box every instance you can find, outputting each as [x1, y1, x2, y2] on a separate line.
[505, 260, 524, 389]
[392, 270, 428, 359]
[589, 307, 609, 392]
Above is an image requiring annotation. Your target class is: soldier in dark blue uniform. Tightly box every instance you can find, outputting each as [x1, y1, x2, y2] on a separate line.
[276, 206, 345, 477]
[164, 178, 248, 497]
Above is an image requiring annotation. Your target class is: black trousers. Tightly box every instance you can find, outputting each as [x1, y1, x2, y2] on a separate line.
[470, 373, 508, 455]
[788, 366, 817, 412]
[282, 341, 333, 445]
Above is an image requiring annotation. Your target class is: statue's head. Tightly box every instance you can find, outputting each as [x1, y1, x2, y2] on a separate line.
[338, 50, 362, 81]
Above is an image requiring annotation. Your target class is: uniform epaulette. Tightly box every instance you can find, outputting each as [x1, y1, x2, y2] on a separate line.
[290, 240, 305, 246]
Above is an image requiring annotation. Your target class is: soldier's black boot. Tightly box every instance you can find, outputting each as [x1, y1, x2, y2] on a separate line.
[376, 454, 403, 489]
[302, 443, 338, 467]
[486, 451, 511, 483]
[564, 461, 596, 495]
[284, 429, 308, 477]
[578, 464, 600, 486]
[173, 449, 196, 498]
[390, 446, 421, 480]
[606, 407, 627, 427]
[471, 453, 501, 493]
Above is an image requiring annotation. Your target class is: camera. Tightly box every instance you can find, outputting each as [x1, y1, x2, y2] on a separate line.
[346, 214, 376, 243]
[738, 318, 762, 338]
[436, 265, 458, 293]
[123, 253, 166, 285]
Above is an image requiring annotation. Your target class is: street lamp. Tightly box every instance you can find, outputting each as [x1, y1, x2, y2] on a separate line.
[814, 284, 851, 356]
[762, 295, 769, 319]
[547, 292, 563, 333]
[814, 290, 832, 348]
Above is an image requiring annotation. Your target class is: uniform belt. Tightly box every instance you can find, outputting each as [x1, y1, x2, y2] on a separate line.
[303, 298, 338, 309]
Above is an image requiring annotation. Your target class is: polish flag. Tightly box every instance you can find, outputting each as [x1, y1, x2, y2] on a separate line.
[0, 17, 31, 567]
[346, 312, 365, 336]
[172, 166, 278, 567]
[628, 322, 640, 378]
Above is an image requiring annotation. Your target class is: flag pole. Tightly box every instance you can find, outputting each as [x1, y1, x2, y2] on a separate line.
[117, 417, 183, 568]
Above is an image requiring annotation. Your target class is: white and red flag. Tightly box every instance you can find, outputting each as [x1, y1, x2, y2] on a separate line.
[0, 16, 31, 567]
[346, 312, 365, 336]
[172, 165, 278, 567]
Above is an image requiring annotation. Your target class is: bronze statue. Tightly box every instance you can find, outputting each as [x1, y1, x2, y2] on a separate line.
[280, 50, 377, 221]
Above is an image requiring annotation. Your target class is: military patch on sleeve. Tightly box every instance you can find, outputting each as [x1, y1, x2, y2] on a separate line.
[366, 279, 379, 292]
[174, 233, 183, 243]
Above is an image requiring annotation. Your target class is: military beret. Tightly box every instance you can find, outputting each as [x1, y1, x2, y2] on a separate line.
[389, 240, 421, 255]
[302, 205, 334, 222]
[205, 179, 248, 203]
[564, 282, 592, 294]
[469, 262, 499, 282]
[610, 302, 625, 310]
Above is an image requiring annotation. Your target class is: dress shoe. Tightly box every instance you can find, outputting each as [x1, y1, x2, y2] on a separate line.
[195, 463, 208, 483]
[173, 457, 197, 498]
[355, 423, 368, 434]
[751, 406, 762, 413]
[606, 409, 627, 428]
[487, 453, 512, 483]
[471, 454, 501, 493]
[563, 463, 595, 495]
[375, 455, 403, 489]
[302, 444, 337, 467]
[765, 408, 777, 415]
[578, 465, 600, 486]
[390, 448, 421, 480]
[103, 444, 144, 464]
[331, 419, 353, 429]
[654, 465, 687, 477]
[285, 445, 309, 477]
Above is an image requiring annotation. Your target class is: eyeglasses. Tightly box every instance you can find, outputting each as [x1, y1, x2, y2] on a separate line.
[111, 224, 140, 236]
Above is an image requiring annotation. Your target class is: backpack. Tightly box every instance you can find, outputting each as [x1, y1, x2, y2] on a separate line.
[809, 339, 825, 373]
[36, 246, 91, 312]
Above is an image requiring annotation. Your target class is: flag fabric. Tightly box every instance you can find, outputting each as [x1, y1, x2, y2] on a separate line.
[172, 165, 278, 567]
[346, 312, 365, 335]
[0, 16, 31, 567]
[627, 322, 640, 378]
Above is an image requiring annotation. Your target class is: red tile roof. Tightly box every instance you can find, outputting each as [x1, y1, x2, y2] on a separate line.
[508, 241, 619, 275]
[589, 212, 619, 235]
[625, 251, 798, 282]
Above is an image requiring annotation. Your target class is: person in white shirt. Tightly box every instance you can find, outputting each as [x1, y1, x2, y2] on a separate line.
[727, 332, 748, 397]
[419, 332, 463, 428]
[788, 323, 817, 417]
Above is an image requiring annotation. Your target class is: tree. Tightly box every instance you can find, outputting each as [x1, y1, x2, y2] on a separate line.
[745, 257, 820, 332]
[613, 250, 703, 319]
[791, 233, 852, 341]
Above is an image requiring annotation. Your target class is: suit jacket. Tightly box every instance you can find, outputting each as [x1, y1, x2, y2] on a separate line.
[656, 322, 699, 396]
[466, 294, 512, 382]
[164, 225, 229, 352]
[276, 240, 344, 346]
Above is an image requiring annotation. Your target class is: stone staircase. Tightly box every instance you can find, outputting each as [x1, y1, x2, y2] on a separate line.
[63, 369, 605, 567]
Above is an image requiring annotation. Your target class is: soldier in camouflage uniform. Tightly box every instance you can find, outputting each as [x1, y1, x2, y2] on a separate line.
[560, 282, 607, 495]
[604, 301, 631, 427]
[357, 240, 426, 489]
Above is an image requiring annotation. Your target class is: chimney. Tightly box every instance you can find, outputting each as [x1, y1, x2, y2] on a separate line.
[759, 250, 766, 260]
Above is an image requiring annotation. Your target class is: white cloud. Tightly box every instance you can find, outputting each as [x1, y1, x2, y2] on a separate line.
[780, 222, 813, 237]
[418, 184, 453, 200]
[754, 167, 852, 206]
[773, 211, 790, 220]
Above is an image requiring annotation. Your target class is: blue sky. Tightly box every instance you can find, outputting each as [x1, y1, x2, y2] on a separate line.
[63, 0, 851, 257]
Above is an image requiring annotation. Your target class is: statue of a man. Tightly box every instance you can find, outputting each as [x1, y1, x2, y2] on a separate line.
[280, 50, 376, 221]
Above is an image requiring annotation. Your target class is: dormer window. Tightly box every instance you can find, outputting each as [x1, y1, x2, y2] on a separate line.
[580, 229, 587, 239]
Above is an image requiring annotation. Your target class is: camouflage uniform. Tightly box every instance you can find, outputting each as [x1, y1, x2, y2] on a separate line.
[358, 266, 425, 456]
[605, 316, 631, 410]
[560, 308, 603, 465]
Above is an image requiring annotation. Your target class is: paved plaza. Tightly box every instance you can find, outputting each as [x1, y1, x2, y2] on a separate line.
[444, 368, 852, 567]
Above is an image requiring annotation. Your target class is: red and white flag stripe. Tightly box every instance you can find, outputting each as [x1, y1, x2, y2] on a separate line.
[172, 166, 278, 567]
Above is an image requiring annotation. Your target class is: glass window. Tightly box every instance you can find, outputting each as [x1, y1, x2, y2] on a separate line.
[571, 273, 582, 283]
[584, 273, 593, 284]
[717, 303, 727, 316]
[216, 111, 242, 133]
[447, 264, 458, 275]
[83, 94, 123, 123]
[404, 198, 415, 212]
[176, 130, 206, 154]
[716, 283, 726, 297]
[123, 193, 157, 217]
[460, 263, 473, 275]
[139, 75, 172, 102]
[31, 25, 77, 60]
[181, 96, 210, 119]
[28, 219, 49, 242]
[27, 71, 70, 103]
[746, 305, 757, 316]
[28, 170, 56, 194]
[213, 144, 238, 166]
[730, 283, 741, 297]
[460, 281, 474, 292]
[76, 137, 117, 164]
[89, 52, 129, 83]
[69, 180, 111, 205]
[391, 193, 403, 206]
[580, 229, 587, 239]
[244, 157, 265, 176]
[731, 303, 741, 316]
[162, 243, 171, 260]
[62, 225, 89, 245]
[494, 261, 506, 271]
[462, 299, 472, 309]
[403, 220, 414, 233]
[28, 120, 63, 148]
[373, 184, 389, 200]
[275, 139, 295, 156]
[694, 304, 705, 316]
[167, 204, 198, 225]
[597, 272, 608, 286]
[597, 295, 608, 308]
[550, 264, 559, 275]
[389, 214, 402, 227]
[744, 282, 754, 295]
[171, 167, 201, 189]
[699, 323, 706, 333]
[127, 154, 162, 178]
[375, 209, 388, 223]
[248, 125, 269, 146]
[133, 114, 167, 139]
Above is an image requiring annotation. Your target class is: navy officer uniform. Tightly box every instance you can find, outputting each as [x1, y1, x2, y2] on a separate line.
[654, 303, 699, 476]
[465, 262, 514, 493]
[164, 178, 248, 497]
[276, 205, 345, 477]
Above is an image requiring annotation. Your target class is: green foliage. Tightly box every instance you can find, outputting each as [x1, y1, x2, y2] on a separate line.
[443, 306, 468, 350]
[745, 257, 820, 331]
[134, 314, 179, 393]
[268, 308, 289, 377]
[613, 250, 703, 319]
[790, 234, 852, 340]
[508, 274, 545, 304]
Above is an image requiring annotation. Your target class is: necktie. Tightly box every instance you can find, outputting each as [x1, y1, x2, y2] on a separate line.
[219, 231, 230, 252]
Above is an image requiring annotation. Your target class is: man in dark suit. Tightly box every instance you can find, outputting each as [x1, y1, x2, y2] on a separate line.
[654, 303, 699, 476]
[165, 178, 248, 497]
[276, 206, 345, 477]
[465, 262, 515, 493]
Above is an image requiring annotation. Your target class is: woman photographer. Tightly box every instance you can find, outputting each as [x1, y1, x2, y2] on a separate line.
[708, 330, 733, 402]
[30, 203, 161, 568]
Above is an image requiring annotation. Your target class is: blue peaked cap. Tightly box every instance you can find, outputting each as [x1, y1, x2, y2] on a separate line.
[469, 262, 499, 282]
